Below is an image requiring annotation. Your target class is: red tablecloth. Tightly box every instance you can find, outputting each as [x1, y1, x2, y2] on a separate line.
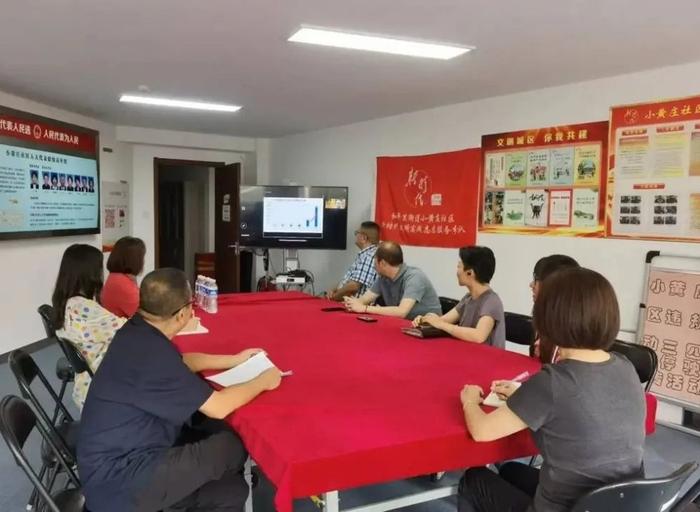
[174, 292, 653, 512]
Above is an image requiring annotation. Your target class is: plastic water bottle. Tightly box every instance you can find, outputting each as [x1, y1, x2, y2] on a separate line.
[194, 275, 203, 306]
[202, 278, 212, 313]
[209, 280, 218, 314]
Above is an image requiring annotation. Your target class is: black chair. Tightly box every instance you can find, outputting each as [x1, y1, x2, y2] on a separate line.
[439, 296, 459, 315]
[610, 340, 659, 392]
[504, 312, 535, 347]
[56, 337, 94, 377]
[0, 395, 84, 512]
[37, 304, 76, 410]
[571, 462, 698, 512]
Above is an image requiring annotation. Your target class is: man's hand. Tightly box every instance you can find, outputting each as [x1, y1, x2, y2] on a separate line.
[258, 367, 282, 391]
[326, 288, 337, 301]
[344, 296, 366, 313]
[461, 385, 484, 407]
[490, 380, 519, 401]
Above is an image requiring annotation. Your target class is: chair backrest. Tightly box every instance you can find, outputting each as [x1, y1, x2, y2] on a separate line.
[439, 296, 460, 316]
[504, 312, 535, 346]
[56, 337, 94, 377]
[8, 350, 74, 455]
[37, 304, 56, 338]
[571, 462, 698, 512]
[0, 395, 80, 512]
[610, 340, 659, 391]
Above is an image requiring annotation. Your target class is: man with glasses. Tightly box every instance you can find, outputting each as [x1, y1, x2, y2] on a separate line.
[327, 221, 380, 301]
[77, 268, 282, 512]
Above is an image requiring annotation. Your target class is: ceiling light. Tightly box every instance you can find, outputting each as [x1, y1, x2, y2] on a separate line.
[119, 94, 241, 112]
[288, 27, 472, 60]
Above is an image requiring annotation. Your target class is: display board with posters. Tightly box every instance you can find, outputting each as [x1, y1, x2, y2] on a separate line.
[375, 148, 480, 248]
[608, 95, 700, 241]
[480, 121, 608, 237]
[101, 180, 129, 252]
[639, 254, 700, 412]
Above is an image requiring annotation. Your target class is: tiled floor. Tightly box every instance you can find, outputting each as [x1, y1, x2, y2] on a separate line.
[1, 343, 699, 511]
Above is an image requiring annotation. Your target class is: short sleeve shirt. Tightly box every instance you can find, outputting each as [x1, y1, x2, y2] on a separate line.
[77, 314, 213, 512]
[339, 245, 378, 296]
[101, 272, 140, 318]
[370, 264, 442, 320]
[454, 289, 506, 348]
[507, 354, 645, 512]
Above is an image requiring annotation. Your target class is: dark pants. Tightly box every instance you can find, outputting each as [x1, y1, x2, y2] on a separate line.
[133, 416, 249, 512]
[458, 462, 540, 512]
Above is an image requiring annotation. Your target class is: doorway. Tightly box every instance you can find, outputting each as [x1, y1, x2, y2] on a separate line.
[153, 158, 244, 293]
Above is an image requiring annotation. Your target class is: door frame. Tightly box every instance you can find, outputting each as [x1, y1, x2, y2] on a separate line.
[153, 158, 225, 269]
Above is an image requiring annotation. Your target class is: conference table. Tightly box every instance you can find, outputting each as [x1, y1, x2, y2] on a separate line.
[174, 291, 545, 512]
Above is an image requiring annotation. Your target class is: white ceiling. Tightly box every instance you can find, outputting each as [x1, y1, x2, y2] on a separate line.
[2, 0, 700, 138]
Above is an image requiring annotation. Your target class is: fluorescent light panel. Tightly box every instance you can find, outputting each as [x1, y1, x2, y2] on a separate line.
[288, 27, 472, 60]
[119, 94, 241, 112]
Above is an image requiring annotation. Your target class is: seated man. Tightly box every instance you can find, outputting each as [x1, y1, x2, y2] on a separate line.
[344, 241, 441, 320]
[327, 221, 380, 300]
[77, 268, 282, 512]
[413, 246, 505, 348]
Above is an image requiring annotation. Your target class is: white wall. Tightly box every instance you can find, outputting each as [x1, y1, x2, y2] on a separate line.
[0, 90, 131, 354]
[269, 60, 700, 334]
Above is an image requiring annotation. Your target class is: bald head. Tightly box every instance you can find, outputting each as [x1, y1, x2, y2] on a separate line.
[139, 268, 191, 318]
[375, 241, 403, 267]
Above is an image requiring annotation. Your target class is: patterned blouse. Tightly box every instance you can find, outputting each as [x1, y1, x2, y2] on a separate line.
[56, 296, 126, 409]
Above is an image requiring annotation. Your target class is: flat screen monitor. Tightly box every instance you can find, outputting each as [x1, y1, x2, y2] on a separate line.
[0, 105, 100, 240]
[239, 185, 348, 249]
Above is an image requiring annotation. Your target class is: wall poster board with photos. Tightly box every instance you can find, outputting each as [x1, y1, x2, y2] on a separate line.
[480, 121, 609, 237]
[608, 95, 700, 242]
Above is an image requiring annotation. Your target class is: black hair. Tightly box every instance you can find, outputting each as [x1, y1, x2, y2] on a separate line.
[359, 221, 380, 244]
[458, 246, 496, 284]
[533, 254, 579, 282]
[51, 244, 104, 329]
[139, 268, 191, 318]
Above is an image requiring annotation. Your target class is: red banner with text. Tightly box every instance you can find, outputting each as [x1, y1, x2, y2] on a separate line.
[375, 148, 480, 248]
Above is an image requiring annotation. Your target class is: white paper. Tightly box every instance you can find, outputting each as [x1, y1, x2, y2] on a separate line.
[177, 324, 209, 336]
[206, 352, 274, 387]
[483, 381, 521, 408]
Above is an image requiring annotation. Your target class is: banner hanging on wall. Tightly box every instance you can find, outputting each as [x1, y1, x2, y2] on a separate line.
[375, 148, 480, 248]
[608, 94, 700, 242]
[479, 121, 609, 237]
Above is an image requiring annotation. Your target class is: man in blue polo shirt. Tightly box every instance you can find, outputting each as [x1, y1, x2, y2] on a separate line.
[327, 221, 380, 300]
[77, 268, 282, 512]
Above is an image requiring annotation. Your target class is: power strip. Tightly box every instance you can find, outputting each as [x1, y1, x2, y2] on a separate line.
[274, 275, 307, 285]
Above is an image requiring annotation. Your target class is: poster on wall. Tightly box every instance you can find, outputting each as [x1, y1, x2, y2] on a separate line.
[480, 121, 608, 237]
[0, 105, 99, 240]
[101, 181, 128, 252]
[375, 148, 480, 248]
[608, 95, 700, 241]
[640, 268, 700, 411]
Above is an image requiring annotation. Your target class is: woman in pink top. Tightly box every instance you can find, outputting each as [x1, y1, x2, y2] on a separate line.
[101, 236, 146, 318]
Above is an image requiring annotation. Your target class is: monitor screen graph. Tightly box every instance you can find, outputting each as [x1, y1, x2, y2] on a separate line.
[263, 197, 324, 237]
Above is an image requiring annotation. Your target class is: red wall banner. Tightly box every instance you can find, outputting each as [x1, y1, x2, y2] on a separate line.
[375, 148, 480, 248]
[0, 111, 97, 154]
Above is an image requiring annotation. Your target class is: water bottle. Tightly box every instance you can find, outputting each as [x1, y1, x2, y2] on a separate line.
[202, 278, 212, 313]
[209, 279, 218, 314]
[194, 275, 203, 306]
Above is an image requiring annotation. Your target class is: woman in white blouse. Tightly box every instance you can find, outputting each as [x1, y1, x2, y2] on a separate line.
[52, 244, 126, 408]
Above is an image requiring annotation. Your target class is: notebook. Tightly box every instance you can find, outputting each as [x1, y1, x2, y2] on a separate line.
[483, 381, 522, 407]
[401, 325, 450, 339]
[206, 352, 275, 387]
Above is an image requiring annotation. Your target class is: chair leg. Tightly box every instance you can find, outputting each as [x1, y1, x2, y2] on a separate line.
[52, 380, 68, 425]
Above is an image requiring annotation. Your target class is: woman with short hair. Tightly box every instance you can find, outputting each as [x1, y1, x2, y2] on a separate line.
[101, 236, 146, 318]
[458, 267, 645, 512]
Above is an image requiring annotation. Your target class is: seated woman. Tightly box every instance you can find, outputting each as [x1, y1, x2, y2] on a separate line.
[529, 254, 578, 358]
[458, 267, 645, 512]
[413, 246, 505, 348]
[52, 244, 126, 409]
[101, 236, 146, 318]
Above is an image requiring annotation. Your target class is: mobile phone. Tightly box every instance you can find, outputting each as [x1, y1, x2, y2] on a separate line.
[357, 315, 377, 323]
[321, 307, 345, 312]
